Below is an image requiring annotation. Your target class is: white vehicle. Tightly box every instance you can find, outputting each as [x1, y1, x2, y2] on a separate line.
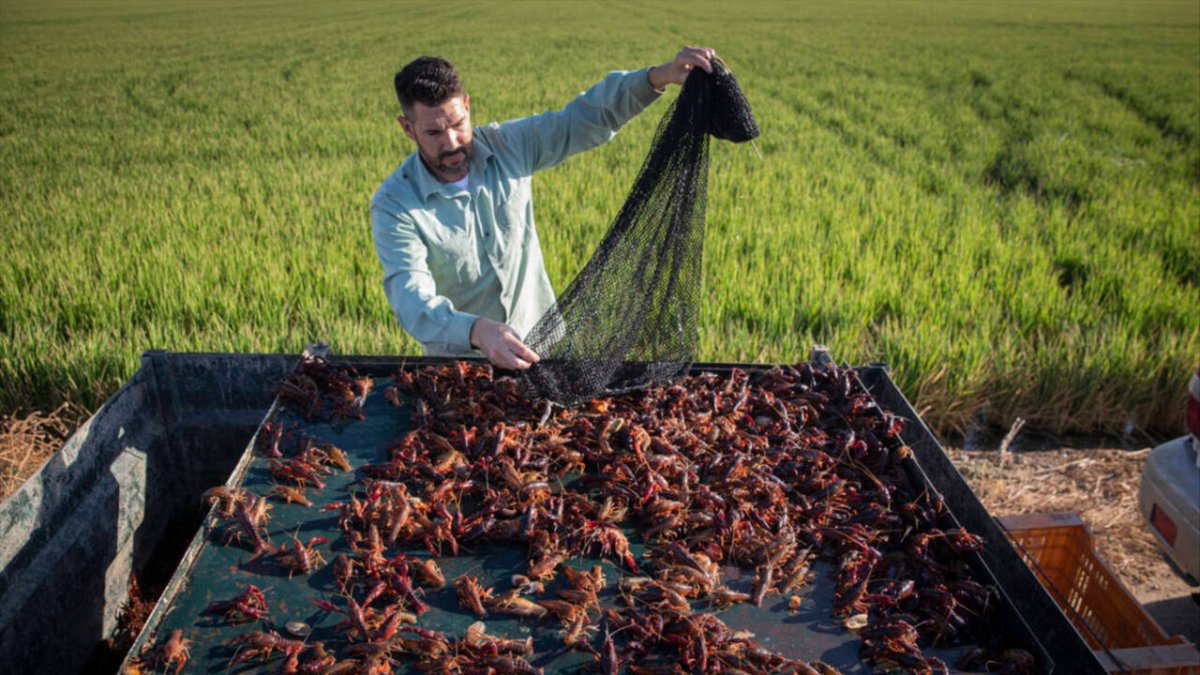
[1138, 364, 1200, 583]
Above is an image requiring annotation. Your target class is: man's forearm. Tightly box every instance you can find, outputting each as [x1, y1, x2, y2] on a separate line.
[492, 67, 663, 175]
[383, 270, 479, 354]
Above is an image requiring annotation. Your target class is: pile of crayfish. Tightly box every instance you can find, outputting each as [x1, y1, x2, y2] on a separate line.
[275, 354, 374, 422]
[137, 357, 1033, 674]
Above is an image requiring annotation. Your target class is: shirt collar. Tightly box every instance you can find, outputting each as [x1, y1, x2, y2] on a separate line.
[407, 131, 494, 202]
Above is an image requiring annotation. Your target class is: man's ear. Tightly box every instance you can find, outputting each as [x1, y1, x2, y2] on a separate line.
[463, 94, 470, 114]
[396, 114, 416, 142]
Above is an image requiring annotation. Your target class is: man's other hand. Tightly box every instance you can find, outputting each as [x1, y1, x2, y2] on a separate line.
[470, 317, 541, 370]
[648, 46, 717, 90]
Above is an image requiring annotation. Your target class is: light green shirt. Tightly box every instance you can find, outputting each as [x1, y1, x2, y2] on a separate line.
[371, 68, 663, 356]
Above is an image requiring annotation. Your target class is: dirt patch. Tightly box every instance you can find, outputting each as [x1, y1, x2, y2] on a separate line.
[949, 444, 1200, 643]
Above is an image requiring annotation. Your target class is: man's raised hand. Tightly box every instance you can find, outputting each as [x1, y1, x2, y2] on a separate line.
[648, 46, 717, 90]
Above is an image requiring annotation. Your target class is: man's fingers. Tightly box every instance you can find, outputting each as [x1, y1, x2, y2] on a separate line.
[485, 331, 538, 370]
[489, 348, 523, 371]
[505, 335, 540, 366]
[500, 349, 534, 371]
[656, 46, 718, 88]
[678, 46, 714, 73]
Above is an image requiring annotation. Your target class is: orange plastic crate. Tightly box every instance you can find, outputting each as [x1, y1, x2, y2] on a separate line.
[998, 511, 1200, 674]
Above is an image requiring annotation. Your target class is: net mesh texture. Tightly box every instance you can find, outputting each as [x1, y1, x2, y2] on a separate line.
[522, 62, 758, 407]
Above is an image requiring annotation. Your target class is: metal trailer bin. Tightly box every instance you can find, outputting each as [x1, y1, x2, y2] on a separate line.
[0, 349, 1110, 673]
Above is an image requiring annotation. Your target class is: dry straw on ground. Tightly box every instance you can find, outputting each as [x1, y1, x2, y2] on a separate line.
[0, 404, 84, 501]
[949, 445, 1167, 592]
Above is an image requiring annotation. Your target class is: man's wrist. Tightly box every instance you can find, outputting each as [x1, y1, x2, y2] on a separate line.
[647, 64, 669, 92]
[454, 312, 482, 353]
[468, 317, 482, 349]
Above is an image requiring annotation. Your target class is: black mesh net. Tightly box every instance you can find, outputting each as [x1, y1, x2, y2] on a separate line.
[522, 62, 758, 407]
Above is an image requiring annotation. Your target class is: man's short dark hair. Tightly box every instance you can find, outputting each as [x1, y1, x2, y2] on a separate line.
[394, 56, 463, 115]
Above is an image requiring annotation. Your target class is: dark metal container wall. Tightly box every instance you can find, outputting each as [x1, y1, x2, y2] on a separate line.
[0, 351, 295, 674]
[858, 365, 1107, 672]
[0, 351, 1107, 673]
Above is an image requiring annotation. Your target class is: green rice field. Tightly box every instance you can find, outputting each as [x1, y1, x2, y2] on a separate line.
[2, 0, 1197, 437]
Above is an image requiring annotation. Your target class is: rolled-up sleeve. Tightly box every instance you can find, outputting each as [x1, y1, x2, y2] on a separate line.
[498, 67, 663, 175]
[371, 202, 477, 353]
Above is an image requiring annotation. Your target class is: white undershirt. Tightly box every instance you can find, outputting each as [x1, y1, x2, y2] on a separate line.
[448, 175, 469, 192]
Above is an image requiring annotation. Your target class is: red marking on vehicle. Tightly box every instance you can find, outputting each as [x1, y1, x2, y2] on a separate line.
[1150, 504, 1177, 547]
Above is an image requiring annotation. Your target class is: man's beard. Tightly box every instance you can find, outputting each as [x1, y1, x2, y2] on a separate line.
[423, 145, 471, 178]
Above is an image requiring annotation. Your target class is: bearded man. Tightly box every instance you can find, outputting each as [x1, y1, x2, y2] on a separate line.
[371, 47, 717, 369]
